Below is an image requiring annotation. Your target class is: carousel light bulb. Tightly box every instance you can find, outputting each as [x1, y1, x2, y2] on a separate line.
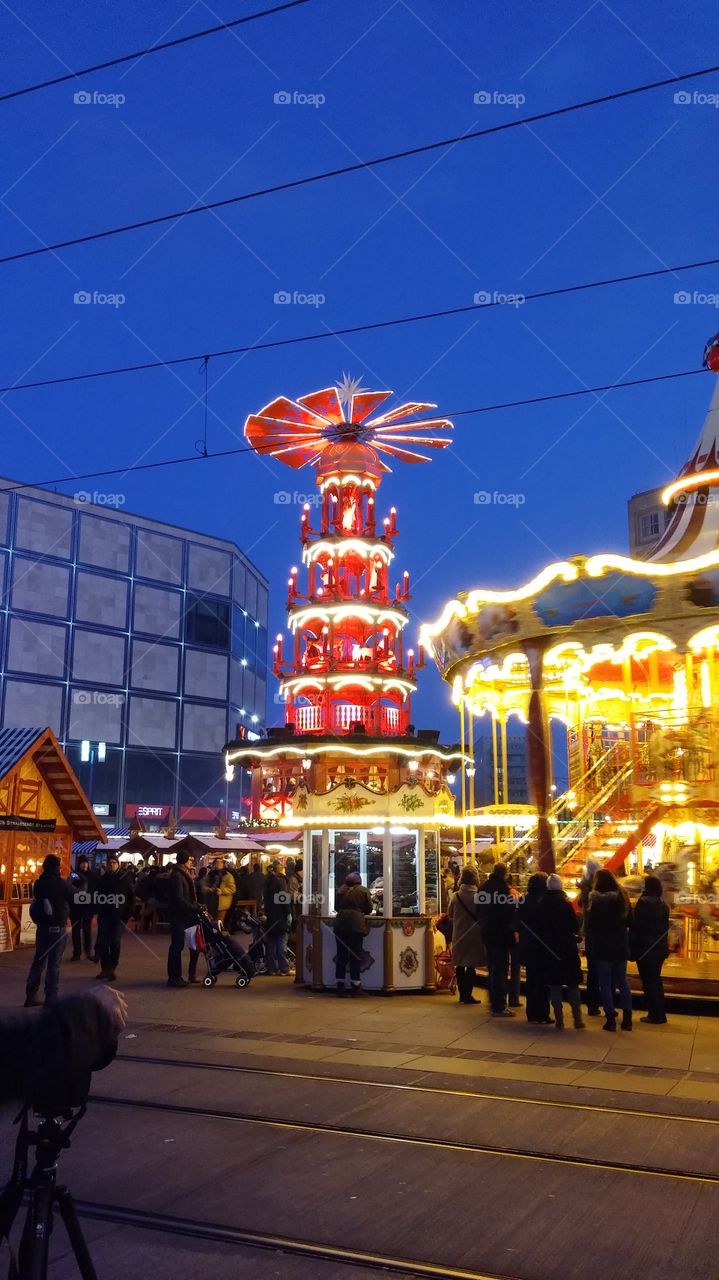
[447, 773, 456, 785]
[302, 757, 312, 769]
[408, 759, 419, 772]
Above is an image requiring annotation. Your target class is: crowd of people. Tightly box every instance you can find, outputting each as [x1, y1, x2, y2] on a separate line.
[446, 861, 670, 1029]
[22, 850, 303, 1004]
[21, 846, 671, 1024]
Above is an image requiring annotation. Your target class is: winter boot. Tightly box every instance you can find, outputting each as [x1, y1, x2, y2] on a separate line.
[621, 1010, 633, 1031]
[602, 1019, 617, 1031]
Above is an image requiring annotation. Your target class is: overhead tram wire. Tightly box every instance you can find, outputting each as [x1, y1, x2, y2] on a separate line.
[1, 63, 718, 267]
[0, 364, 709, 499]
[0, 0, 317, 104]
[0, 255, 717, 397]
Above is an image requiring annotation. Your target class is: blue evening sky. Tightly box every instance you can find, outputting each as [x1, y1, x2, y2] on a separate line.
[1, 0, 717, 743]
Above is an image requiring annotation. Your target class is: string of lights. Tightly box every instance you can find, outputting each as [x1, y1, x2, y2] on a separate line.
[0, 364, 708, 498]
[1, 255, 717, 396]
[1, 63, 718, 266]
[0, 0, 317, 104]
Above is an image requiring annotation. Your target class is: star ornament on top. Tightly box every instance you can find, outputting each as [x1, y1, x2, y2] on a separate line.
[244, 382, 453, 469]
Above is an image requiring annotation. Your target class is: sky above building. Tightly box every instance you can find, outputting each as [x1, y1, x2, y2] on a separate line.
[1, 0, 717, 741]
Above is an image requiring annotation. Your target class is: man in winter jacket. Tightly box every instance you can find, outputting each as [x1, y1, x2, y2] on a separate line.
[264, 860, 291, 976]
[478, 863, 517, 1016]
[167, 850, 198, 987]
[24, 855, 74, 1008]
[95, 856, 135, 982]
[69, 854, 97, 961]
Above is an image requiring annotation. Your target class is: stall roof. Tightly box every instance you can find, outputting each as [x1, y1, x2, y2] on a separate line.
[0, 727, 106, 844]
[118, 833, 185, 853]
[174, 833, 264, 854]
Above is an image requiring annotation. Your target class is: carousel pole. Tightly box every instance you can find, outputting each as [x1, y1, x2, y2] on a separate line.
[468, 706, 476, 864]
[524, 641, 555, 874]
[459, 696, 467, 863]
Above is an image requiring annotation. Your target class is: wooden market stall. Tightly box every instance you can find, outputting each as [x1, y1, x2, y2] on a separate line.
[0, 726, 105, 948]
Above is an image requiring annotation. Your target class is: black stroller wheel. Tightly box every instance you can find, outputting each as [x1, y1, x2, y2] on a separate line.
[203, 975, 215, 987]
[235, 974, 250, 989]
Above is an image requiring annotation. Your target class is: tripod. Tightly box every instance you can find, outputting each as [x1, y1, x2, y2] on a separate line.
[0, 1105, 97, 1280]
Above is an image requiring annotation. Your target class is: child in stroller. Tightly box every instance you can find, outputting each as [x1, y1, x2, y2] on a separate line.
[196, 906, 255, 988]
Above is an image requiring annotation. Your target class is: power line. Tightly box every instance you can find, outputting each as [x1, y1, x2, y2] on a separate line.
[1, 365, 709, 498]
[2, 255, 717, 396]
[0, 0, 317, 104]
[1, 62, 718, 267]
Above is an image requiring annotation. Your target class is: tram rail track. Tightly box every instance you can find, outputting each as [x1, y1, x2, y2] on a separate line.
[90, 1091, 719, 1185]
[72, 1201, 517, 1280]
[113, 1051, 719, 1127]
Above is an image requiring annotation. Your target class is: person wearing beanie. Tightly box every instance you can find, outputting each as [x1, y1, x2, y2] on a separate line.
[630, 874, 670, 1024]
[69, 854, 98, 961]
[517, 873, 551, 1024]
[333, 870, 373, 996]
[24, 854, 74, 1008]
[538, 873, 585, 1030]
[447, 866, 484, 1005]
[167, 850, 198, 987]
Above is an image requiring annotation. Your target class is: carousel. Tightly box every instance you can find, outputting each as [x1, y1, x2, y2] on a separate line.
[224, 379, 469, 991]
[421, 339, 719, 991]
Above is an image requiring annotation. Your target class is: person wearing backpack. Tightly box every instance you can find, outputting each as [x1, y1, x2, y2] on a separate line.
[24, 855, 74, 1008]
[447, 866, 485, 1004]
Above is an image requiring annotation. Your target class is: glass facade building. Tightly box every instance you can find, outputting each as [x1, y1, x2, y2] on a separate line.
[0, 480, 268, 826]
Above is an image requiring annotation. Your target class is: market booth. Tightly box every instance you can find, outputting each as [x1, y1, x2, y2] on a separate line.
[0, 727, 105, 948]
[227, 378, 468, 991]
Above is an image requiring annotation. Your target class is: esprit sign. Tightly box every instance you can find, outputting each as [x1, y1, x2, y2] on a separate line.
[125, 804, 171, 821]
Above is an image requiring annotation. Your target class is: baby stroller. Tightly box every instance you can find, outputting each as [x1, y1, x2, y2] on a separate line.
[234, 906, 296, 975]
[196, 907, 255, 989]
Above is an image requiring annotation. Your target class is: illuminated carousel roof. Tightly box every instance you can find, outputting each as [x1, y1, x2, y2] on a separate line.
[421, 360, 719, 707]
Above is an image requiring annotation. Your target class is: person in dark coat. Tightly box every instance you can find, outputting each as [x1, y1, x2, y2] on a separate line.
[333, 871, 373, 996]
[577, 857, 601, 1015]
[630, 874, 669, 1024]
[24, 855, 74, 1008]
[447, 866, 485, 1004]
[247, 861, 266, 912]
[95, 856, 134, 982]
[585, 868, 633, 1031]
[69, 854, 97, 961]
[478, 863, 517, 1017]
[517, 872, 550, 1023]
[539, 874, 585, 1030]
[264, 860, 291, 976]
[167, 851, 198, 987]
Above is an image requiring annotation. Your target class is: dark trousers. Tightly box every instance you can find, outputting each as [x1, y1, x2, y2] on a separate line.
[596, 959, 632, 1023]
[637, 954, 667, 1022]
[26, 927, 66, 1002]
[508, 946, 521, 1006]
[585, 955, 601, 1012]
[97, 916, 123, 973]
[335, 929, 364, 985]
[167, 917, 187, 980]
[70, 915, 93, 958]
[524, 963, 550, 1022]
[487, 944, 510, 1012]
[455, 966, 477, 1002]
